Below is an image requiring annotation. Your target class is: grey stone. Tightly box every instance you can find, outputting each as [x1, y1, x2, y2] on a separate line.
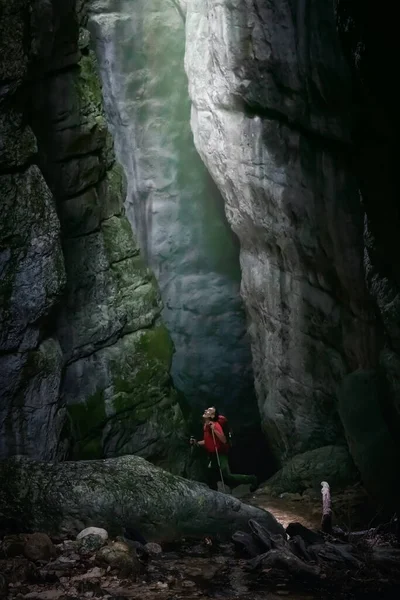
[0, 167, 65, 353]
[77, 527, 109, 542]
[0, 455, 284, 541]
[0, 338, 64, 460]
[144, 542, 162, 556]
[77, 534, 105, 555]
[96, 543, 139, 575]
[184, 0, 376, 462]
[0, 109, 37, 169]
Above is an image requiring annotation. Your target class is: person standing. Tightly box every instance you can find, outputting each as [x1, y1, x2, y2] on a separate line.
[191, 407, 258, 492]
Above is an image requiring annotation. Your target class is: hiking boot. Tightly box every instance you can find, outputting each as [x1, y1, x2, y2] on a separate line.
[249, 476, 258, 493]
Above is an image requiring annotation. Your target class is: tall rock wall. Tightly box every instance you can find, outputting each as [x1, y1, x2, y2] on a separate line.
[183, 0, 400, 510]
[335, 0, 400, 511]
[86, 0, 271, 475]
[0, 0, 186, 472]
[183, 0, 377, 463]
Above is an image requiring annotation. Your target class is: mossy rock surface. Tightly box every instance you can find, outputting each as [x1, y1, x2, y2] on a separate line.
[64, 325, 187, 474]
[0, 455, 284, 542]
[260, 445, 358, 496]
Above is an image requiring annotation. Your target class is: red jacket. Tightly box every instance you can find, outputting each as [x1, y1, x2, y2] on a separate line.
[203, 421, 229, 454]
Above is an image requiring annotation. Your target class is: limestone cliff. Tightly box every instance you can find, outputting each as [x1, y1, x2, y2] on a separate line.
[86, 0, 269, 478]
[183, 0, 400, 509]
[0, 0, 186, 472]
[184, 0, 375, 460]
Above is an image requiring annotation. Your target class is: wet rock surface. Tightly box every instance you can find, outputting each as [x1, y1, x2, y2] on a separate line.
[0, 0, 187, 472]
[0, 456, 283, 542]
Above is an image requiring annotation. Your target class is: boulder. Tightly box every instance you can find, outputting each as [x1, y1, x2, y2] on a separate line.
[23, 533, 56, 562]
[77, 527, 108, 542]
[77, 534, 105, 555]
[257, 445, 358, 496]
[0, 455, 284, 542]
[144, 542, 162, 556]
[338, 370, 400, 513]
[96, 544, 139, 576]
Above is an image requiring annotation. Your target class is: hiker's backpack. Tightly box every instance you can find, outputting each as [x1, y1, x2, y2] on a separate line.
[218, 415, 233, 447]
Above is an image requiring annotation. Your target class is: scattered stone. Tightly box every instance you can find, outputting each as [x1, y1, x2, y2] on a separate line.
[24, 534, 56, 562]
[110, 540, 131, 553]
[22, 591, 64, 599]
[76, 528, 108, 543]
[0, 456, 284, 542]
[96, 545, 140, 577]
[181, 580, 196, 588]
[77, 534, 105, 555]
[7, 558, 40, 583]
[144, 542, 162, 556]
[71, 567, 104, 581]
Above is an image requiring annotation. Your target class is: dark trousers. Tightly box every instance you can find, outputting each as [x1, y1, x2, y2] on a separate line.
[207, 453, 256, 490]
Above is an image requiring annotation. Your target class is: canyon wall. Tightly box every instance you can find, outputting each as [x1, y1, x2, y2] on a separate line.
[2, 0, 400, 511]
[184, 0, 374, 460]
[87, 0, 269, 473]
[183, 0, 400, 509]
[0, 0, 186, 473]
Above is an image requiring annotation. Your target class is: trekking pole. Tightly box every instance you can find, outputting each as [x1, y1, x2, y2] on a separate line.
[211, 427, 226, 493]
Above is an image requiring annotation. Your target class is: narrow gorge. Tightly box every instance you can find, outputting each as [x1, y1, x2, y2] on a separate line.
[1, 0, 400, 525]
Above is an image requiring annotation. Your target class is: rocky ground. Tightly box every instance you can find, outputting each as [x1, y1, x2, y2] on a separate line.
[0, 528, 301, 600]
[1, 488, 399, 600]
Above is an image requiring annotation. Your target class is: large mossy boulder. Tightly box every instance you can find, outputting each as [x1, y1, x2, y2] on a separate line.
[0, 456, 284, 541]
[257, 445, 358, 496]
[338, 369, 400, 513]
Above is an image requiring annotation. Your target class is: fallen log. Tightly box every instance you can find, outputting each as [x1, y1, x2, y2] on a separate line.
[371, 546, 400, 572]
[0, 456, 284, 542]
[249, 518, 286, 550]
[286, 522, 324, 545]
[248, 548, 321, 580]
[289, 535, 313, 562]
[232, 531, 265, 557]
[308, 541, 362, 568]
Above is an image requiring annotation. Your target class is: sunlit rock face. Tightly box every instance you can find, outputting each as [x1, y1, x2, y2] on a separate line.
[184, 0, 378, 463]
[87, 0, 266, 467]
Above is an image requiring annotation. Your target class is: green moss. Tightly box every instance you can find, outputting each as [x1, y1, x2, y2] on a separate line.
[109, 325, 174, 413]
[101, 216, 139, 264]
[107, 162, 126, 201]
[78, 51, 103, 112]
[135, 324, 174, 365]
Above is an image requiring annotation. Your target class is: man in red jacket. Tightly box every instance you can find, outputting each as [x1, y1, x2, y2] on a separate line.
[192, 407, 258, 492]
